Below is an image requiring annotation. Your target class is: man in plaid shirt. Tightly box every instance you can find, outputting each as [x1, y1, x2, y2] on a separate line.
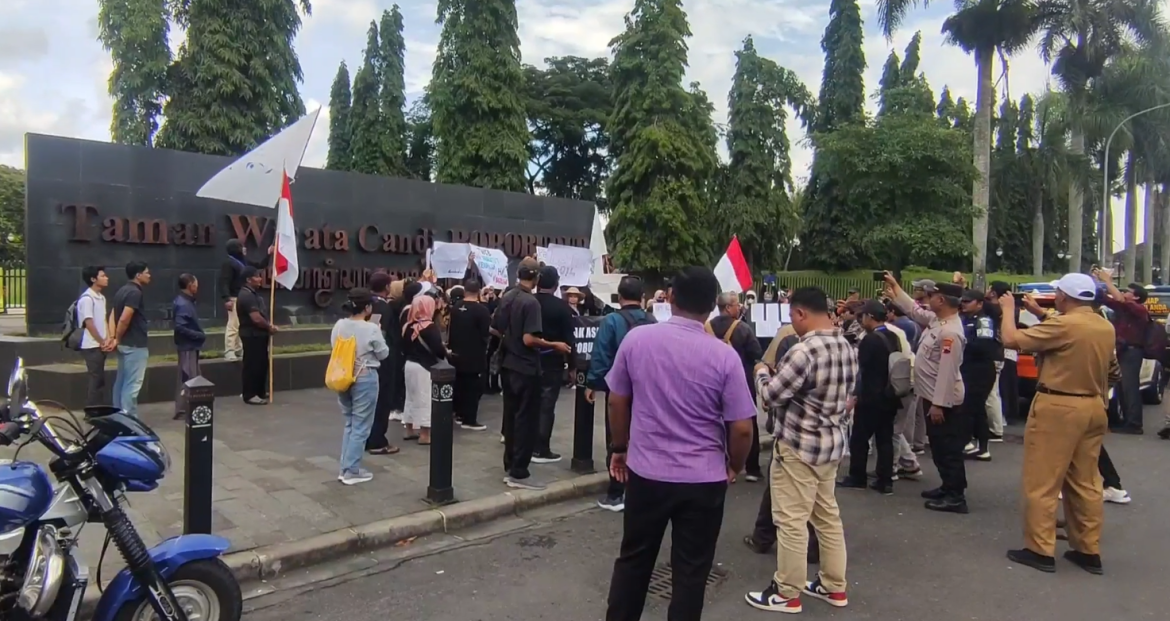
[745, 287, 858, 614]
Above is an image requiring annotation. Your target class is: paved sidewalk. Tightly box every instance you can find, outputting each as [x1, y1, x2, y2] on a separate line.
[1, 385, 609, 572]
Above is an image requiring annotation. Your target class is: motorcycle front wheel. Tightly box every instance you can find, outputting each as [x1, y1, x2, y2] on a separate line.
[114, 559, 242, 621]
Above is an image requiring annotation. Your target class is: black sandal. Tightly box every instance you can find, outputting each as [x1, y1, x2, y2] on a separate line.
[368, 446, 400, 455]
[403, 435, 420, 441]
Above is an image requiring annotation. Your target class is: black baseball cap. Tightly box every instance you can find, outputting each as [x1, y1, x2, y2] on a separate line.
[537, 265, 560, 289]
[860, 299, 887, 320]
[961, 288, 985, 303]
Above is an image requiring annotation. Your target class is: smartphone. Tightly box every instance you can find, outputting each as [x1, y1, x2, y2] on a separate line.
[872, 271, 885, 282]
[1012, 292, 1026, 302]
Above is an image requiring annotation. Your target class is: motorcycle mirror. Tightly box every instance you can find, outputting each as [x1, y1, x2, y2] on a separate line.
[7, 357, 26, 407]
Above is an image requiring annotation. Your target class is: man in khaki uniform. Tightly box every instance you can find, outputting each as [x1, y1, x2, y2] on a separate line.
[886, 274, 969, 513]
[1000, 273, 1117, 575]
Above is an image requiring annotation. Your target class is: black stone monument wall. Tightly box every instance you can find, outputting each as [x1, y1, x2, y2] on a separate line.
[23, 134, 594, 335]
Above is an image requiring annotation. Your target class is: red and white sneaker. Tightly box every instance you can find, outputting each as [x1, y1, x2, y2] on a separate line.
[803, 577, 848, 607]
[745, 580, 802, 613]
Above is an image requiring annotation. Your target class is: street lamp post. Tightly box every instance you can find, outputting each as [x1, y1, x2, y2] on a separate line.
[1100, 101, 1170, 267]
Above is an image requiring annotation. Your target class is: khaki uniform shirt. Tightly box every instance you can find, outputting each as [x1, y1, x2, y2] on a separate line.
[1015, 306, 1120, 408]
[893, 290, 965, 407]
[763, 324, 798, 367]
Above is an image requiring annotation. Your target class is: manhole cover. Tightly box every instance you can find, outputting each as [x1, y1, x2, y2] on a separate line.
[646, 563, 728, 600]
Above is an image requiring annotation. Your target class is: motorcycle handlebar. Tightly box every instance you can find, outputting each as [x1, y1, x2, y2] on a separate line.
[0, 422, 21, 446]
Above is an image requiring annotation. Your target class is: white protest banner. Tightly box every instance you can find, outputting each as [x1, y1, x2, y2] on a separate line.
[430, 241, 471, 279]
[652, 302, 672, 322]
[536, 246, 548, 264]
[469, 244, 510, 289]
[545, 243, 593, 286]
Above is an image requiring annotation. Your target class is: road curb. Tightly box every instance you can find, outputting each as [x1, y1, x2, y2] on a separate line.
[79, 471, 609, 614]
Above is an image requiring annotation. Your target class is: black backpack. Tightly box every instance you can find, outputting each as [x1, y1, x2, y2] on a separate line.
[1143, 318, 1167, 361]
[616, 309, 656, 340]
[62, 299, 83, 350]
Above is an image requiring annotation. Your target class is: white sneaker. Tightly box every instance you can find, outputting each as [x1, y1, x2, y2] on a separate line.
[223, 351, 239, 361]
[963, 442, 978, 455]
[388, 411, 402, 422]
[340, 469, 374, 486]
[1104, 487, 1132, 504]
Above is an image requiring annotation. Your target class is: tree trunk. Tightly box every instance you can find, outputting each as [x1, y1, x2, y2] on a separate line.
[970, 47, 994, 289]
[1123, 153, 1137, 280]
[1161, 183, 1170, 285]
[1143, 182, 1156, 284]
[1032, 193, 1045, 277]
[1068, 129, 1085, 272]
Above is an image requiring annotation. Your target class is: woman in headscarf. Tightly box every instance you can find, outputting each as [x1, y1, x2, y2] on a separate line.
[331, 288, 390, 485]
[383, 279, 413, 419]
[401, 295, 448, 445]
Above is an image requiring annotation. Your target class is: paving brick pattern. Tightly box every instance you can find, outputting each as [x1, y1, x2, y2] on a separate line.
[0, 384, 610, 577]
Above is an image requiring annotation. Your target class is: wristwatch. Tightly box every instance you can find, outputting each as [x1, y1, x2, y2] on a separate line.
[611, 444, 628, 454]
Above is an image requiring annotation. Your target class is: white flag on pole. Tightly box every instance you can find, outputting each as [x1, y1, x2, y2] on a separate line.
[195, 108, 321, 208]
[589, 206, 608, 276]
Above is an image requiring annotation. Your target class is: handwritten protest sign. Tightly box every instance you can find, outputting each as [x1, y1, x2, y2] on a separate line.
[545, 243, 593, 287]
[536, 245, 548, 265]
[652, 302, 672, 322]
[430, 241, 471, 279]
[469, 244, 510, 289]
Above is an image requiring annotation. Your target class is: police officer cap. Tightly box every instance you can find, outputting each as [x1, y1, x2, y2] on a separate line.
[961, 289, 985, 303]
[935, 283, 964, 298]
[911, 279, 936, 291]
[1055, 273, 1097, 301]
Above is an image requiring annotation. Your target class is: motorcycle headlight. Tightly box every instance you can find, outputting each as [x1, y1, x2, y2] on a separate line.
[142, 440, 171, 474]
[18, 525, 65, 617]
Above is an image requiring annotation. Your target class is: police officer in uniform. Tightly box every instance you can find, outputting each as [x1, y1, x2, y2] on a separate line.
[885, 274, 969, 514]
[959, 289, 1003, 462]
[1000, 274, 1118, 574]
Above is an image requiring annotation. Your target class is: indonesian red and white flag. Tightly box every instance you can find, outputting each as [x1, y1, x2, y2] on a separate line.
[713, 235, 752, 294]
[273, 172, 299, 290]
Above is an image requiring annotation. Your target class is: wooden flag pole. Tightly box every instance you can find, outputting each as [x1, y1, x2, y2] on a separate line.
[268, 248, 276, 404]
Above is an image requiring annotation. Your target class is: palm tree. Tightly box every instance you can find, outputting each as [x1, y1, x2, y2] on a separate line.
[1023, 91, 1080, 275]
[875, 0, 1039, 288]
[1036, 0, 1166, 271]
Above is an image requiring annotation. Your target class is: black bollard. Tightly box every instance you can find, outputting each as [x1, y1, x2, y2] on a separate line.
[425, 359, 457, 506]
[570, 356, 595, 474]
[183, 375, 215, 535]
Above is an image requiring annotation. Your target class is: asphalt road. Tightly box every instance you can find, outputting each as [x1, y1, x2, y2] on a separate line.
[245, 425, 1170, 621]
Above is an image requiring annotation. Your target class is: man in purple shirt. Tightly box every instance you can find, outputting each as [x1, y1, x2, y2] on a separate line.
[604, 267, 757, 621]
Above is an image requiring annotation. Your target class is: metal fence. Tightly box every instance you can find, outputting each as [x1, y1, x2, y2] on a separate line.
[0, 266, 26, 313]
[770, 275, 913, 301]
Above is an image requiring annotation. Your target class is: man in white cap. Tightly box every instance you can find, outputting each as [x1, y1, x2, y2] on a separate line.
[999, 273, 1119, 575]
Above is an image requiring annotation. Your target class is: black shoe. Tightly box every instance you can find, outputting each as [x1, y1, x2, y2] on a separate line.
[837, 475, 868, 489]
[921, 486, 947, 500]
[1113, 426, 1144, 435]
[1008, 549, 1056, 573]
[1157, 427, 1170, 440]
[924, 495, 969, 514]
[531, 452, 563, 464]
[742, 535, 772, 554]
[1063, 550, 1103, 575]
[868, 480, 894, 495]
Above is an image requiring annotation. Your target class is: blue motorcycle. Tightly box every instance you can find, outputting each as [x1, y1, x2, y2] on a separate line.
[0, 357, 241, 621]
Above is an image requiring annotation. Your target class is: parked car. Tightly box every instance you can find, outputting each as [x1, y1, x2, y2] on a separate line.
[1014, 284, 1166, 418]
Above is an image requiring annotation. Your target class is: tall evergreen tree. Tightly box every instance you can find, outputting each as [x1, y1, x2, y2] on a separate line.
[899, 31, 923, 77]
[429, 0, 529, 190]
[97, 0, 171, 146]
[349, 22, 385, 175]
[326, 61, 353, 171]
[157, 0, 312, 155]
[878, 52, 901, 114]
[405, 99, 436, 181]
[378, 6, 408, 177]
[815, 0, 866, 133]
[605, 0, 719, 275]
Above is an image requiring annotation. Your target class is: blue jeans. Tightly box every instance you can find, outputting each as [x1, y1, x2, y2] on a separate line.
[338, 371, 380, 475]
[113, 345, 149, 418]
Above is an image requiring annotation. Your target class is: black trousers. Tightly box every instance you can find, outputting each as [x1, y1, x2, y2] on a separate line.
[241, 335, 269, 401]
[606, 471, 727, 621]
[453, 371, 484, 425]
[752, 483, 819, 561]
[604, 399, 625, 499]
[848, 400, 898, 486]
[1118, 346, 1145, 430]
[388, 348, 406, 413]
[537, 366, 563, 456]
[999, 358, 1020, 422]
[80, 348, 108, 407]
[746, 398, 762, 476]
[502, 370, 542, 479]
[962, 370, 997, 451]
[921, 398, 970, 496]
[1099, 445, 1122, 490]
[366, 363, 395, 451]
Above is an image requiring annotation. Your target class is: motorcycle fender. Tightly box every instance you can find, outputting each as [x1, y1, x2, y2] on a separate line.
[91, 534, 232, 621]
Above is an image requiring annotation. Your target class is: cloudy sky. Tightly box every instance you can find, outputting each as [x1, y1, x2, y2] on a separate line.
[0, 0, 1150, 252]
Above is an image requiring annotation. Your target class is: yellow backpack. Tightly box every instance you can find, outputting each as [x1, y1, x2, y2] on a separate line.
[325, 335, 358, 392]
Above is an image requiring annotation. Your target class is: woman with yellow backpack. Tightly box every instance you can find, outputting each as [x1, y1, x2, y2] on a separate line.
[326, 288, 390, 486]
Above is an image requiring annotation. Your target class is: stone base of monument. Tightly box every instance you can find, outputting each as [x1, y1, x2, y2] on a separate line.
[26, 351, 329, 410]
[0, 325, 332, 369]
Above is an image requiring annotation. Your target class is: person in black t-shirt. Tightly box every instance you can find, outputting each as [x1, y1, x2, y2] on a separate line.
[491, 258, 569, 490]
[448, 278, 492, 430]
[534, 267, 576, 463]
[111, 261, 151, 418]
[840, 300, 903, 493]
[236, 267, 278, 404]
[365, 272, 401, 455]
